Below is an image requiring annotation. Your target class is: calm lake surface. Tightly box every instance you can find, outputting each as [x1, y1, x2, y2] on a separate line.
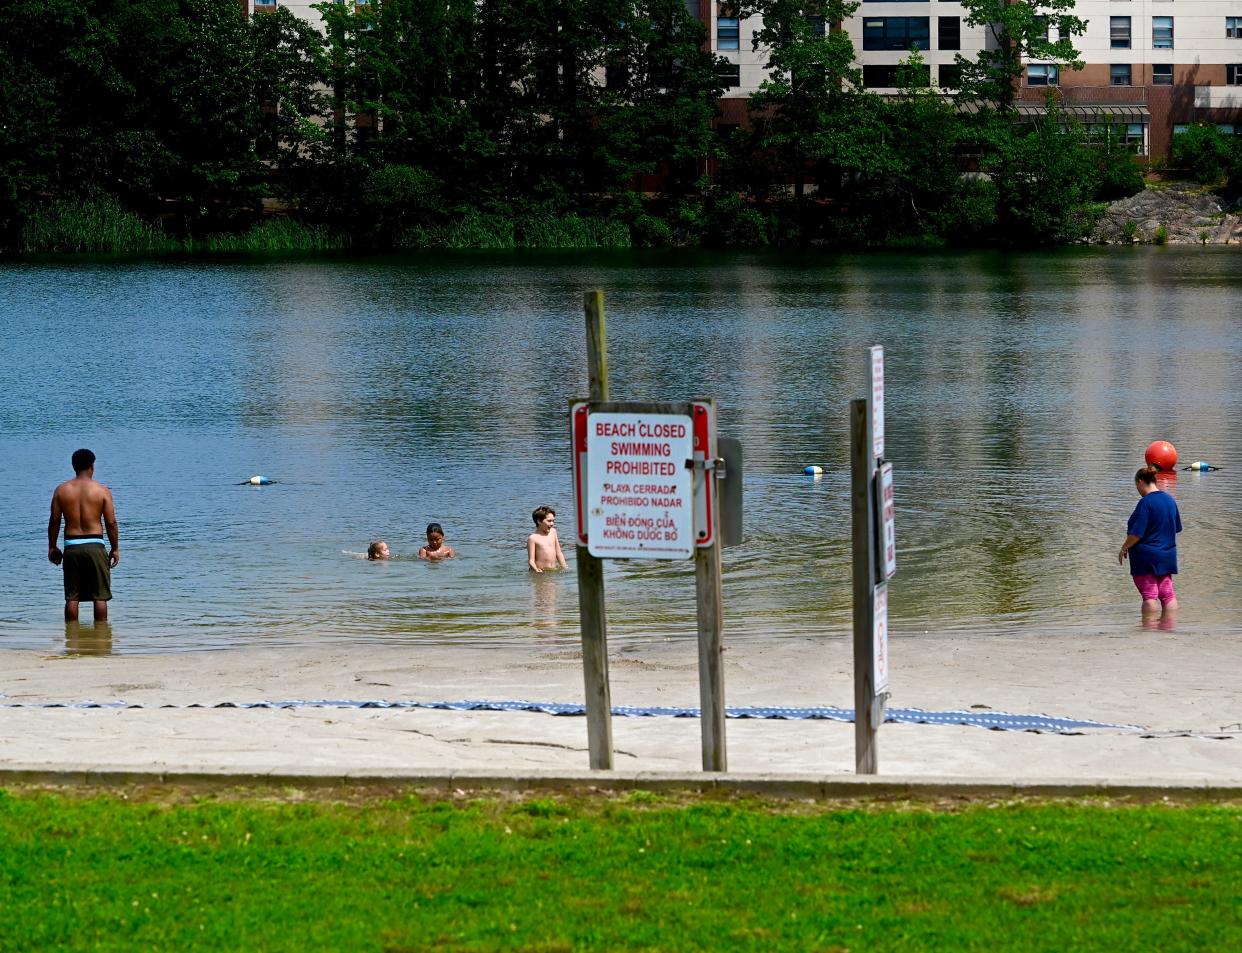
[2, 248, 1241, 654]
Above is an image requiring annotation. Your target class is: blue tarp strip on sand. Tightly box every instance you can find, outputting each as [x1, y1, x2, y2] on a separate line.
[0, 698, 1140, 734]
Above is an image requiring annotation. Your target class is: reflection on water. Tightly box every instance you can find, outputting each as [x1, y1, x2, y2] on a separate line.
[2, 248, 1241, 653]
[64, 621, 113, 656]
[530, 572, 565, 631]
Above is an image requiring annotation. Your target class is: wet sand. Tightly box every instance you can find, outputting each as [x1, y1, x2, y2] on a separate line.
[1, 631, 1240, 781]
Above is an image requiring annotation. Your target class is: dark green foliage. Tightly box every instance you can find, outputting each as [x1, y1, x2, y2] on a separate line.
[989, 111, 1101, 244]
[0, 0, 1190, 251]
[1171, 124, 1240, 186]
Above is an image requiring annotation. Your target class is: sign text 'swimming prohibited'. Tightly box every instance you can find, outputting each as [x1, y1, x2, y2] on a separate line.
[586, 412, 694, 559]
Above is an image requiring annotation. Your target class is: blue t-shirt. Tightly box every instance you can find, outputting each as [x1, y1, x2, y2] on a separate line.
[1127, 490, 1182, 576]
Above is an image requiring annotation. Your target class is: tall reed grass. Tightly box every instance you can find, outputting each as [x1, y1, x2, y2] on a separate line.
[401, 209, 631, 249]
[19, 197, 176, 253]
[195, 218, 348, 252]
[18, 199, 349, 254]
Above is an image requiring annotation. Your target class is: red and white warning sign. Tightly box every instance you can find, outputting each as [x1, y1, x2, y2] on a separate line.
[571, 401, 716, 558]
[585, 412, 694, 559]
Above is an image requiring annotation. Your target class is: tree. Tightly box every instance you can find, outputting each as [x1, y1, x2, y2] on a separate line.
[852, 51, 967, 242]
[989, 106, 1099, 243]
[742, 0, 876, 202]
[954, 0, 1085, 117]
[594, 0, 726, 199]
[250, 7, 333, 193]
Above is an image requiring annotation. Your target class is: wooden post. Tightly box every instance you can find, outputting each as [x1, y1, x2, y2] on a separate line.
[851, 397, 879, 774]
[695, 402, 726, 772]
[579, 291, 613, 770]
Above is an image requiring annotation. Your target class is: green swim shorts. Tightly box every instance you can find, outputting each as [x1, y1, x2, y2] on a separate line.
[63, 542, 112, 602]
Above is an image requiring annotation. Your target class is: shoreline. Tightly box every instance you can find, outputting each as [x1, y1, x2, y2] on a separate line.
[1, 632, 1239, 782]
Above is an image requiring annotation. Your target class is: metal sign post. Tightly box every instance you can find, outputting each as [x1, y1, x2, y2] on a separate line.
[852, 346, 895, 774]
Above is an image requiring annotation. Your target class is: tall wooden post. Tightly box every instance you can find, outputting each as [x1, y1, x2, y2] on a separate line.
[851, 398, 879, 774]
[579, 291, 613, 770]
[694, 402, 726, 772]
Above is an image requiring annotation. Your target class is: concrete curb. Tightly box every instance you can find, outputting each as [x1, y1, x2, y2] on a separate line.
[1, 766, 1240, 800]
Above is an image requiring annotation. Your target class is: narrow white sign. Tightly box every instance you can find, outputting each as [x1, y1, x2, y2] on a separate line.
[878, 462, 896, 580]
[868, 345, 884, 460]
[586, 412, 694, 559]
[873, 582, 889, 693]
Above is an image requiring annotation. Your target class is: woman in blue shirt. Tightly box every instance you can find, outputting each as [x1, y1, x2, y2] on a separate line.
[1119, 464, 1182, 620]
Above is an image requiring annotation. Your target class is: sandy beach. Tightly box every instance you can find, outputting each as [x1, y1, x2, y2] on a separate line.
[1, 629, 1239, 782]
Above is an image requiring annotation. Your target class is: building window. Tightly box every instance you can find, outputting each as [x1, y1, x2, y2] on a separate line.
[1172, 125, 1189, 135]
[862, 17, 930, 51]
[717, 17, 740, 51]
[939, 64, 961, 89]
[605, 62, 628, 91]
[715, 62, 740, 88]
[1153, 17, 1174, 50]
[1122, 123, 1146, 153]
[863, 65, 898, 88]
[1152, 63, 1173, 85]
[254, 0, 277, 9]
[1228, 17, 1242, 39]
[862, 64, 928, 88]
[1026, 64, 1059, 87]
[808, 16, 826, 38]
[1229, 64, 1242, 85]
[1110, 64, 1131, 86]
[1218, 124, 1238, 135]
[1110, 17, 1131, 49]
[938, 17, 960, 51]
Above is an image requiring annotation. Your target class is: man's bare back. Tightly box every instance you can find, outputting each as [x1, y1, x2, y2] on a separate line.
[48, 450, 119, 621]
[50, 478, 117, 543]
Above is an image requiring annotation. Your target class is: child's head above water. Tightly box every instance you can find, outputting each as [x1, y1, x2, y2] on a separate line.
[425, 523, 445, 548]
[367, 540, 391, 560]
[532, 506, 556, 528]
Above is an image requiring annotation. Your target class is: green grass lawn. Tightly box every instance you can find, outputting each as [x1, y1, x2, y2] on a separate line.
[0, 786, 1238, 951]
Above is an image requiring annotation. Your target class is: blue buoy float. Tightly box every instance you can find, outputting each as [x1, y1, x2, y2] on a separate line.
[804, 465, 823, 476]
[240, 475, 275, 486]
[1182, 461, 1220, 472]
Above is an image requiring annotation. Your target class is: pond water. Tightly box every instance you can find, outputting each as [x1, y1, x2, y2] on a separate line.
[2, 248, 1241, 654]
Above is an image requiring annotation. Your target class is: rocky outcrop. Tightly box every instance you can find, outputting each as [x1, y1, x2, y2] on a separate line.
[1093, 183, 1242, 244]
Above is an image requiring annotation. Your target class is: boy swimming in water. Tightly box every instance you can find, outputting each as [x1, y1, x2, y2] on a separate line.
[419, 523, 455, 561]
[527, 506, 567, 572]
[367, 540, 391, 560]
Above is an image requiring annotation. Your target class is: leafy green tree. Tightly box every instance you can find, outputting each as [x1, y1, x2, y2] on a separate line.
[1171, 123, 1240, 186]
[955, 0, 1085, 116]
[989, 106, 1099, 243]
[742, 0, 876, 201]
[851, 50, 966, 242]
[594, 0, 726, 199]
[250, 7, 333, 191]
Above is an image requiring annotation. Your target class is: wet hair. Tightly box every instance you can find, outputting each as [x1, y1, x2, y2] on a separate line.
[367, 540, 387, 560]
[71, 448, 95, 473]
[426, 522, 444, 537]
[532, 506, 556, 526]
[1136, 465, 1160, 486]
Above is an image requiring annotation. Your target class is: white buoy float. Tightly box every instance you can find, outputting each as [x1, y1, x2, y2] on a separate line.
[245, 475, 274, 486]
[1182, 461, 1220, 472]
[804, 465, 823, 476]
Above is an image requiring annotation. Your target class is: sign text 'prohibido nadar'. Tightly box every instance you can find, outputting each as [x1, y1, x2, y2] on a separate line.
[585, 412, 694, 559]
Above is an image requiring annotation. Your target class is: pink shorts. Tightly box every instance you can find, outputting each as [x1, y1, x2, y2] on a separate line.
[1133, 574, 1176, 604]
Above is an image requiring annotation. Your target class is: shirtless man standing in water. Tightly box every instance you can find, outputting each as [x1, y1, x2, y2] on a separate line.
[47, 449, 120, 621]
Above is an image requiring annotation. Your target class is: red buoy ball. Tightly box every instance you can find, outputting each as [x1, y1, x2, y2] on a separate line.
[1145, 440, 1178, 472]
